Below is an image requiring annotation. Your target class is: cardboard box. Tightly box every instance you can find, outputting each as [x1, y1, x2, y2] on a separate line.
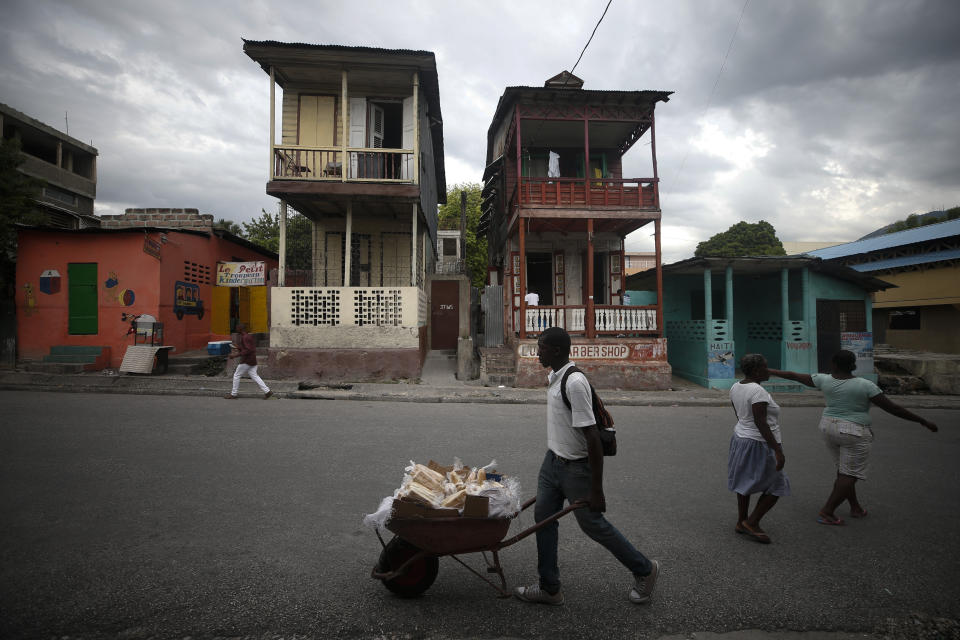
[462, 494, 490, 518]
[391, 498, 460, 520]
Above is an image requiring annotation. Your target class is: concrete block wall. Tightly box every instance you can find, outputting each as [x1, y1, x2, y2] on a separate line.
[100, 208, 215, 229]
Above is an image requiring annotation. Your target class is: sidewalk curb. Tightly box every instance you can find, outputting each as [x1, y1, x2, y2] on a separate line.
[2, 371, 959, 409]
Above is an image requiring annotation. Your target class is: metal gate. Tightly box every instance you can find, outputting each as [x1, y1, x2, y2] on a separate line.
[481, 285, 503, 347]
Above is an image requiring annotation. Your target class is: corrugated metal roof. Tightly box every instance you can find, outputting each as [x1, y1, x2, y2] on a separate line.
[807, 219, 960, 260]
[849, 247, 960, 272]
[624, 255, 894, 292]
[241, 39, 434, 57]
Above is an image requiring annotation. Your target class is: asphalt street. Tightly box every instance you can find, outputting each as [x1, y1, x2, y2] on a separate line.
[0, 391, 957, 639]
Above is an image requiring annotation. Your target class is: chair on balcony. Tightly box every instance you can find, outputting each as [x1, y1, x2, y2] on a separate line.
[323, 161, 342, 177]
[280, 152, 311, 177]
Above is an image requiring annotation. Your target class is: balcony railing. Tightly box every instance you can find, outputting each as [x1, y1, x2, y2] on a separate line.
[524, 305, 658, 335]
[515, 177, 658, 209]
[273, 145, 415, 182]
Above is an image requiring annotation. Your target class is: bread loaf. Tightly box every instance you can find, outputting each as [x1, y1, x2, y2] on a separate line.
[410, 464, 445, 492]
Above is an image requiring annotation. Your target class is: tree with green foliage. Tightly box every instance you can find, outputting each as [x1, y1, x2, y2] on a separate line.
[213, 217, 243, 235]
[885, 207, 960, 234]
[694, 220, 786, 258]
[437, 183, 487, 289]
[240, 207, 311, 270]
[0, 138, 46, 290]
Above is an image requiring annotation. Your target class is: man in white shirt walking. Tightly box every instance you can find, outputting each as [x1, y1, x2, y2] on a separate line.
[514, 326, 659, 606]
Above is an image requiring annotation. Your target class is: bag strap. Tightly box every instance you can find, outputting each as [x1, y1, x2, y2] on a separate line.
[560, 365, 587, 411]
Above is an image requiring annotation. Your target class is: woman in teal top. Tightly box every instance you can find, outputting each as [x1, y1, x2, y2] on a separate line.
[769, 350, 937, 525]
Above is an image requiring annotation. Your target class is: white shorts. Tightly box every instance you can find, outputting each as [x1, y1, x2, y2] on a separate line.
[819, 415, 874, 480]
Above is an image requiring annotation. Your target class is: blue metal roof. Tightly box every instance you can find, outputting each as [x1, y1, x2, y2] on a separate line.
[849, 247, 960, 272]
[807, 218, 960, 260]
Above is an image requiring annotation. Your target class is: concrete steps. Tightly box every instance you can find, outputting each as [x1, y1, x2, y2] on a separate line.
[480, 347, 516, 387]
[25, 345, 111, 373]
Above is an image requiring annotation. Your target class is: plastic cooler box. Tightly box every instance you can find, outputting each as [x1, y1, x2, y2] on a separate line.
[207, 341, 233, 355]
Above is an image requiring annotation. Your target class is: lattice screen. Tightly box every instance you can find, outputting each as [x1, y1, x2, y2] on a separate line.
[353, 289, 404, 326]
[747, 321, 782, 340]
[289, 289, 341, 326]
[666, 320, 706, 341]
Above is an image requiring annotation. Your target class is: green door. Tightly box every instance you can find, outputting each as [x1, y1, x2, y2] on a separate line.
[68, 263, 98, 334]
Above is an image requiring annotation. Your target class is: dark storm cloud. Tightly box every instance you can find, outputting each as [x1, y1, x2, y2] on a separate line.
[0, 0, 957, 260]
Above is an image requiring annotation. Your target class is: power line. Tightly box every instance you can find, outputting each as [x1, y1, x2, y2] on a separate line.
[674, 0, 750, 183]
[525, 0, 613, 150]
[570, 0, 613, 78]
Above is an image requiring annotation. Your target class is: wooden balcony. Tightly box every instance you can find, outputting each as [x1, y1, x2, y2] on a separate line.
[515, 177, 658, 210]
[273, 145, 415, 182]
[524, 305, 659, 336]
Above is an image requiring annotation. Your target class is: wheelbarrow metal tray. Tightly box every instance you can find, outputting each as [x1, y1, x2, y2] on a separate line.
[386, 516, 513, 555]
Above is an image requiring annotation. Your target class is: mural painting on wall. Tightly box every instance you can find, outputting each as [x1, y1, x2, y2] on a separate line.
[174, 280, 204, 320]
[39, 269, 61, 294]
[22, 283, 37, 315]
[708, 341, 736, 378]
[103, 271, 135, 306]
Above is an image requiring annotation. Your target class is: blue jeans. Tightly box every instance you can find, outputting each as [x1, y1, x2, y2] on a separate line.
[534, 450, 652, 593]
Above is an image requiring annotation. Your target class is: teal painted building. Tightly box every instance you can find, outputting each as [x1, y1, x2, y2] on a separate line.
[627, 257, 892, 389]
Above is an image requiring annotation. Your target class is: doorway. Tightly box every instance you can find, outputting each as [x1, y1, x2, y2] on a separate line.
[526, 253, 553, 305]
[68, 263, 97, 334]
[431, 280, 459, 350]
[816, 299, 867, 372]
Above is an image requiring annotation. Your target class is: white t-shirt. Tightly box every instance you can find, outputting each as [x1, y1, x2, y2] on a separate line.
[546, 362, 595, 459]
[525, 292, 539, 306]
[730, 381, 782, 443]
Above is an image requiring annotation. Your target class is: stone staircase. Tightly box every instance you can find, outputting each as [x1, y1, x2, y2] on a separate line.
[479, 347, 516, 387]
[875, 346, 960, 395]
[20, 346, 112, 374]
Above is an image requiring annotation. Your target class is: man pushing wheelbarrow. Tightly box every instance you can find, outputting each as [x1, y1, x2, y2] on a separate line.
[367, 327, 660, 606]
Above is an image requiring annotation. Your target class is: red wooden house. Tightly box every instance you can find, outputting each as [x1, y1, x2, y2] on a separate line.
[478, 71, 672, 388]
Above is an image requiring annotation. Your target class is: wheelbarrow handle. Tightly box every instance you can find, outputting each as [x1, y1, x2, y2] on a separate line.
[495, 499, 587, 550]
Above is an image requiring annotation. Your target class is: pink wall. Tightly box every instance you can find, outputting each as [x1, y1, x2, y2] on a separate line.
[16, 229, 277, 368]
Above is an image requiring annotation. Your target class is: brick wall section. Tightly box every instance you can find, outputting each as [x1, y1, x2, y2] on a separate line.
[99, 208, 215, 229]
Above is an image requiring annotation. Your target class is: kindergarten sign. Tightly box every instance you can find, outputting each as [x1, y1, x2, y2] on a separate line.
[216, 261, 265, 287]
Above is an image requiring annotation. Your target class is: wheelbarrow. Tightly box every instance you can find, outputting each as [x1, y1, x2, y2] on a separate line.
[371, 496, 586, 598]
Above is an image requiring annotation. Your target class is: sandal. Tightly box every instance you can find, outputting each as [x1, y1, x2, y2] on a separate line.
[850, 509, 868, 519]
[739, 520, 771, 544]
[817, 512, 845, 526]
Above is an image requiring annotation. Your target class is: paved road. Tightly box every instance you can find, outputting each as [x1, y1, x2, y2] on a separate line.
[1, 391, 956, 639]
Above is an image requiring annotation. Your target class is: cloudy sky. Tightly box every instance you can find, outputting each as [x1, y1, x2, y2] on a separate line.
[2, 0, 958, 262]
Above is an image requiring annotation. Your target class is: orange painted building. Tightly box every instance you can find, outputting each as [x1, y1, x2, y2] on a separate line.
[16, 221, 278, 369]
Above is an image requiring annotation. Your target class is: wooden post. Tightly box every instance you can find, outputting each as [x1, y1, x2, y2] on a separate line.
[655, 218, 663, 335]
[586, 218, 595, 339]
[519, 220, 527, 339]
[412, 72, 420, 184]
[269, 66, 275, 180]
[460, 190, 467, 265]
[278, 200, 287, 286]
[411, 203, 418, 286]
[650, 113, 659, 209]
[583, 112, 590, 202]
[344, 201, 353, 287]
[341, 69, 348, 183]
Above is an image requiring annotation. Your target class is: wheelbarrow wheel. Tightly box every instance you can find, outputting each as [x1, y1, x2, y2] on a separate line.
[376, 536, 438, 598]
